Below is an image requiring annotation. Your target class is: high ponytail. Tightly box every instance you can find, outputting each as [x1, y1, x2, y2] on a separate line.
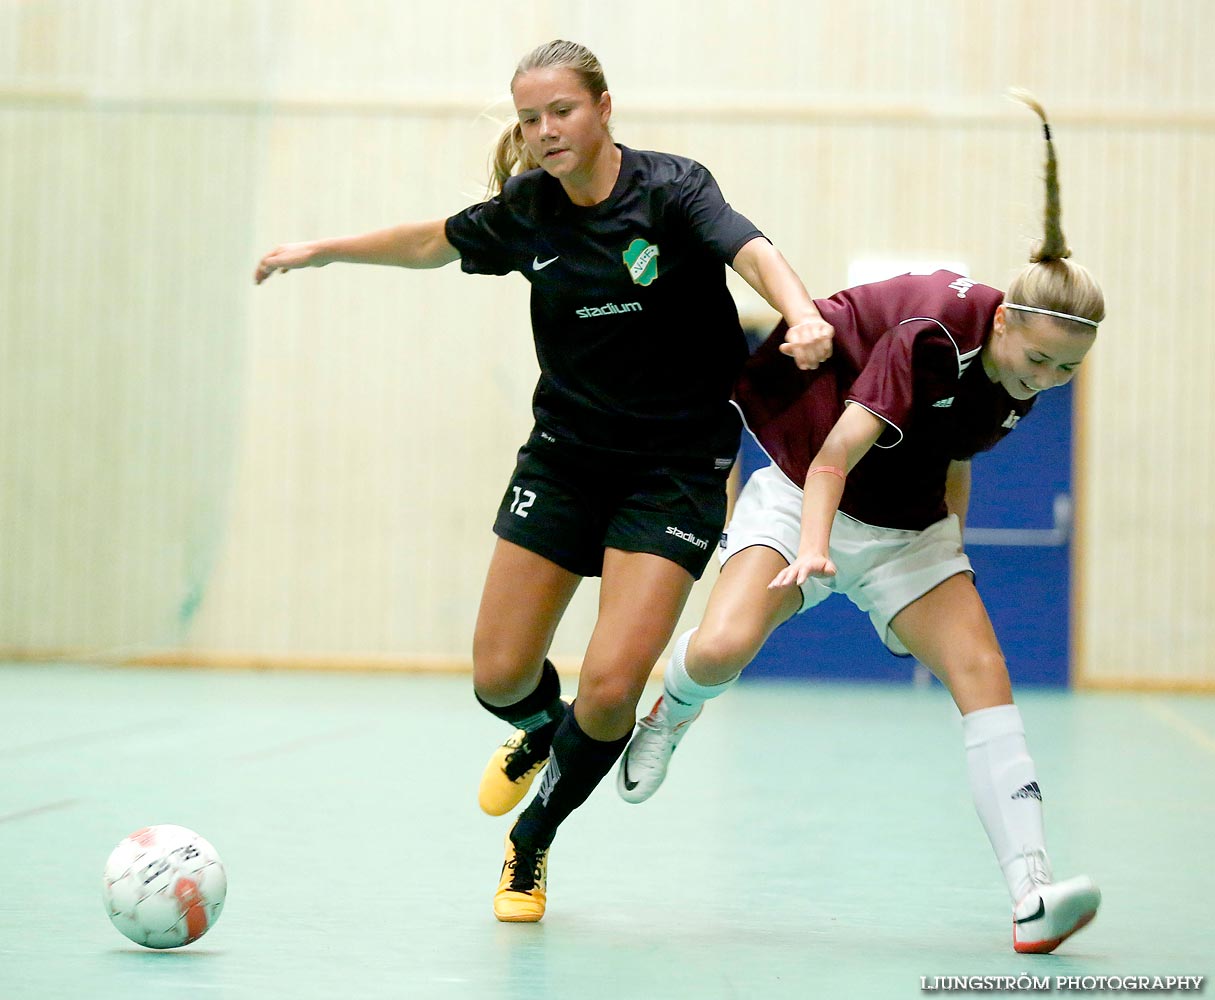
[1005, 89, 1105, 328]
[486, 40, 610, 198]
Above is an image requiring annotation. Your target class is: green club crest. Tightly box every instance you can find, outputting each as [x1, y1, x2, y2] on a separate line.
[622, 238, 659, 286]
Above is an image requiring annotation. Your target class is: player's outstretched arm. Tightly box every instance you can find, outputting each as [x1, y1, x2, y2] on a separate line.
[254, 218, 460, 284]
[731, 237, 834, 371]
[769, 403, 885, 589]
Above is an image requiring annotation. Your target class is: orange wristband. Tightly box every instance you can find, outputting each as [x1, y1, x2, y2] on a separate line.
[808, 465, 846, 481]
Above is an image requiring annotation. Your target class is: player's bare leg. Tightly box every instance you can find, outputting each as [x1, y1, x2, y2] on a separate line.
[574, 548, 697, 739]
[889, 572, 1012, 715]
[473, 539, 580, 816]
[618, 545, 801, 803]
[496, 549, 692, 921]
[473, 538, 580, 705]
[892, 573, 1100, 953]
[688, 544, 803, 685]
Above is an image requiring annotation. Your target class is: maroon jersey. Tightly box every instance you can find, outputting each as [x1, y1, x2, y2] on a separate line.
[734, 271, 1036, 530]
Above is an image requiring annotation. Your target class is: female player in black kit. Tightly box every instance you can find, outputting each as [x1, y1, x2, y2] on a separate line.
[254, 39, 833, 921]
[616, 92, 1105, 953]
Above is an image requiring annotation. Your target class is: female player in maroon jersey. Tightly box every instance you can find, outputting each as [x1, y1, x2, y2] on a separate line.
[616, 92, 1105, 954]
[254, 40, 833, 922]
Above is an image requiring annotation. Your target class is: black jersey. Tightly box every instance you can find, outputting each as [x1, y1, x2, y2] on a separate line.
[444, 145, 763, 460]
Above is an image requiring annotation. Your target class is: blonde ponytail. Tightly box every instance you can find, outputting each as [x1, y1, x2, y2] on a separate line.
[489, 121, 539, 198]
[1008, 88, 1069, 263]
[1005, 89, 1105, 328]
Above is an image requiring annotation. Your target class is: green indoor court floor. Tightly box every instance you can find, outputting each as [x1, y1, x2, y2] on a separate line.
[1, 662, 1211, 1000]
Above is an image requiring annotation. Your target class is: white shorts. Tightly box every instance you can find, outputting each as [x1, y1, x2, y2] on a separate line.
[719, 464, 974, 656]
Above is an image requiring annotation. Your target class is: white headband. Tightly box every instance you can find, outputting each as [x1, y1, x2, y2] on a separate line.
[1004, 302, 1099, 329]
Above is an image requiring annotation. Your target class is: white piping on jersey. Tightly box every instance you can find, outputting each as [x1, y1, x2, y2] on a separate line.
[844, 399, 902, 449]
[897, 317, 981, 379]
[729, 397, 903, 489]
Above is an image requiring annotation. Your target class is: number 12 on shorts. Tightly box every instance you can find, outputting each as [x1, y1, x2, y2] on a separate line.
[510, 486, 537, 518]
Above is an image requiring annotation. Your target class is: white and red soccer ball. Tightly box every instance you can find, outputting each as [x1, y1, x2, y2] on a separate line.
[102, 824, 226, 949]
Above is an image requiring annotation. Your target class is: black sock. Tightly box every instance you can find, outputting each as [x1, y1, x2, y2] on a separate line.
[511, 704, 631, 851]
[476, 658, 564, 733]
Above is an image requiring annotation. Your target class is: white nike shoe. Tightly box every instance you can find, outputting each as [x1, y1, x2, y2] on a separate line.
[1012, 874, 1101, 953]
[616, 695, 702, 804]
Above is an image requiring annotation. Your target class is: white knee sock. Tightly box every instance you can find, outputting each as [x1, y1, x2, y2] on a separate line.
[962, 704, 1051, 903]
[662, 628, 739, 725]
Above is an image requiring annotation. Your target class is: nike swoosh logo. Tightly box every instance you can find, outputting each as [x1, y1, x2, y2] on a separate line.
[622, 752, 639, 791]
[1014, 898, 1046, 924]
[532, 255, 559, 271]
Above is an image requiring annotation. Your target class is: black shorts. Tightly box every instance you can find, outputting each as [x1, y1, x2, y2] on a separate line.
[492, 428, 735, 579]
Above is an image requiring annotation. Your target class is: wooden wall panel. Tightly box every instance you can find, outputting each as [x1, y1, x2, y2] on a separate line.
[1, 1, 1211, 682]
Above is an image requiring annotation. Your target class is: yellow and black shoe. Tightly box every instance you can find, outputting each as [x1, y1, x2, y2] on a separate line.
[478, 729, 551, 816]
[493, 834, 549, 922]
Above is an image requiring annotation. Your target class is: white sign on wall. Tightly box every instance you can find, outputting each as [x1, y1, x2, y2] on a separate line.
[847, 257, 969, 287]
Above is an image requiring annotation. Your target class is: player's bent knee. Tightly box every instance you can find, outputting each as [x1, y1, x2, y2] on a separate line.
[690, 622, 763, 684]
[472, 652, 545, 706]
[939, 648, 1010, 696]
[574, 670, 648, 718]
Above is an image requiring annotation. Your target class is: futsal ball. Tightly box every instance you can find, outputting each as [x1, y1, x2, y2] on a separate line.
[102, 824, 227, 949]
